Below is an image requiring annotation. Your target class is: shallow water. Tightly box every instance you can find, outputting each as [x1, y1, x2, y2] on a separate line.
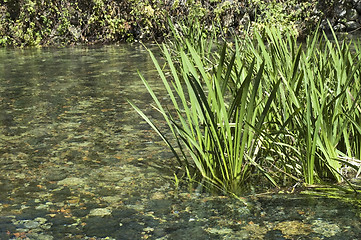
[0, 45, 361, 240]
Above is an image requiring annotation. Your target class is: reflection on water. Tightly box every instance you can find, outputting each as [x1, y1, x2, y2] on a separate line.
[0, 45, 361, 239]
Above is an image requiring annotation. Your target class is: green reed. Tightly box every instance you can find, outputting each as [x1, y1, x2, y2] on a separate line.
[130, 23, 361, 195]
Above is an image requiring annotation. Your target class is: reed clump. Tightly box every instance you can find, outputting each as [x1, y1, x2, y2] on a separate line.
[130, 23, 361, 196]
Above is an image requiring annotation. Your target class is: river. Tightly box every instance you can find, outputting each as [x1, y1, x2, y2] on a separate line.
[0, 44, 360, 239]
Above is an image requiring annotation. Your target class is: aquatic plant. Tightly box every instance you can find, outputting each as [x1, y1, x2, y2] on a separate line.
[251, 26, 361, 185]
[130, 23, 361, 195]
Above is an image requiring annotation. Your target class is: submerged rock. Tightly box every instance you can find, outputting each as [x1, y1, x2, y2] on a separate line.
[57, 177, 85, 187]
[273, 220, 312, 237]
[26, 233, 54, 240]
[312, 219, 341, 237]
[45, 168, 69, 181]
[23, 220, 40, 229]
[88, 208, 112, 217]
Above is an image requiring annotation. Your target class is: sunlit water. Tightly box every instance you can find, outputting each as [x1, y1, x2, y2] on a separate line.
[0, 45, 361, 239]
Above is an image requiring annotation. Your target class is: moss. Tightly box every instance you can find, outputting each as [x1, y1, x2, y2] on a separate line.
[0, 0, 325, 47]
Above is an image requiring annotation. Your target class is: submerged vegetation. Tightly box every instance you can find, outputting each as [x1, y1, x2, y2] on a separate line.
[130, 22, 361, 196]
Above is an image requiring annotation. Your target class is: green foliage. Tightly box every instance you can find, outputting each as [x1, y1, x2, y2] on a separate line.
[235, 25, 361, 186]
[251, 0, 318, 36]
[0, 0, 169, 47]
[131, 21, 361, 196]
[0, 0, 324, 47]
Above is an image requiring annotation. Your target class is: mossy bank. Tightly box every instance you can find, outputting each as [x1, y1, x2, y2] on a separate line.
[1, 0, 361, 47]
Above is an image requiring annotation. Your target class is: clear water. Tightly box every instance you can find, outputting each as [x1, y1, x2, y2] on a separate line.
[0, 45, 361, 240]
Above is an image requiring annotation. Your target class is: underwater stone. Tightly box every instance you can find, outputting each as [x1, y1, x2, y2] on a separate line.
[312, 219, 341, 237]
[274, 221, 312, 237]
[23, 220, 40, 229]
[35, 217, 48, 224]
[26, 233, 54, 240]
[57, 177, 85, 186]
[102, 196, 123, 205]
[46, 168, 68, 181]
[88, 208, 112, 217]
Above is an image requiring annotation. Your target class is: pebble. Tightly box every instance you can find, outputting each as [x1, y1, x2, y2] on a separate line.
[57, 177, 85, 186]
[151, 192, 165, 200]
[23, 220, 40, 229]
[312, 219, 341, 237]
[88, 208, 112, 217]
[26, 233, 54, 240]
[207, 227, 233, 235]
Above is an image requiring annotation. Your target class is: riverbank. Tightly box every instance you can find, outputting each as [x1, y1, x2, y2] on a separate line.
[1, 0, 361, 47]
